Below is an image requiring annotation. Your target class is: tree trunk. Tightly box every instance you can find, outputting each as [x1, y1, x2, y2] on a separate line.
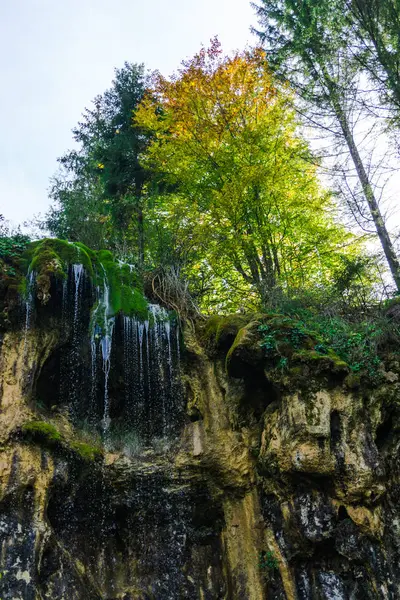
[136, 201, 144, 271]
[327, 78, 400, 292]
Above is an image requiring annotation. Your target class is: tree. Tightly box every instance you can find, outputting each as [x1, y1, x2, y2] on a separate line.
[47, 63, 150, 264]
[135, 41, 362, 307]
[252, 0, 400, 292]
[343, 0, 400, 118]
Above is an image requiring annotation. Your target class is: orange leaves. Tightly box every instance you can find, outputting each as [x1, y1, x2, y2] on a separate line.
[134, 42, 278, 154]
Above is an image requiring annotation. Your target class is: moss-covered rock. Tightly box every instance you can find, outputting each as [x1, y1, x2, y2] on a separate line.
[22, 239, 93, 305]
[25, 239, 94, 277]
[221, 313, 349, 389]
[69, 440, 103, 462]
[19, 238, 149, 320]
[201, 314, 250, 353]
[21, 420, 62, 447]
[291, 349, 348, 372]
[20, 420, 103, 462]
[95, 250, 148, 320]
[225, 321, 265, 377]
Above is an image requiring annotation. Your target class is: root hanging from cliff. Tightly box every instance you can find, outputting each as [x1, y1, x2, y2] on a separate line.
[148, 266, 203, 325]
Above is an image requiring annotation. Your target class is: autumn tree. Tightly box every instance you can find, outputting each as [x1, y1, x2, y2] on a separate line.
[136, 41, 362, 307]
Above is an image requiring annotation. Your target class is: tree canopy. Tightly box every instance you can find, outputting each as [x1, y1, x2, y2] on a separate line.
[42, 41, 383, 313]
[46, 62, 150, 263]
[253, 0, 400, 292]
[134, 42, 364, 309]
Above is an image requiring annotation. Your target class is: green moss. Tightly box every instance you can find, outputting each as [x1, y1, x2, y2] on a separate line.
[69, 441, 103, 462]
[19, 239, 149, 320]
[292, 349, 348, 372]
[20, 420, 103, 462]
[344, 372, 361, 389]
[23, 238, 94, 281]
[225, 326, 249, 367]
[203, 314, 249, 349]
[74, 241, 96, 261]
[94, 250, 148, 320]
[21, 420, 62, 446]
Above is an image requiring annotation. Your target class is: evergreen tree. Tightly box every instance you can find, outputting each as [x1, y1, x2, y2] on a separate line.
[47, 62, 150, 265]
[343, 0, 400, 118]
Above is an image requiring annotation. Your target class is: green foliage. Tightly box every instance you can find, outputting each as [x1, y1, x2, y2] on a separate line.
[259, 550, 279, 572]
[69, 441, 103, 462]
[259, 318, 324, 359]
[304, 317, 387, 383]
[258, 290, 400, 384]
[41, 43, 388, 314]
[259, 326, 277, 356]
[46, 63, 150, 261]
[21, 421, 62, 446]
[0, 237, 30, 274]
[136, 43, 364, 310]
[0, 215, 30, 278]
[253, 0, 400, 293]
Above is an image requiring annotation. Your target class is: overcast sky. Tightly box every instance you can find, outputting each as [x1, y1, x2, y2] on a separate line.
[0, 0, 255, 227]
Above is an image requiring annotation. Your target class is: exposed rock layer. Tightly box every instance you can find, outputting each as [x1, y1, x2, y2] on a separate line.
[1, 299, 400, 598]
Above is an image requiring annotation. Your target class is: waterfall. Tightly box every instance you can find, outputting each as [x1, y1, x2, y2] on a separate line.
[100, 319, 114, 445]
[40, 258, 184, 453]
[68, 264, 84, 418]
[23, 270, 35, 351]
[72, 264, 83, 326]
[90, 286, 100, 419]
[118, 306, 183, 451]
[16, 252, 198, 598]
[89, 267, 115, 445]
[100, 270, 115, 444]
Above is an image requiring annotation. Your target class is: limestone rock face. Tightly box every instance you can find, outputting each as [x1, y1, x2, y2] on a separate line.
[1, 296, 400, 599]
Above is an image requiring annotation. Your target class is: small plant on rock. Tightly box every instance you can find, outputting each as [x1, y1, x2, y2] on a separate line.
[259, 550, 279, 572]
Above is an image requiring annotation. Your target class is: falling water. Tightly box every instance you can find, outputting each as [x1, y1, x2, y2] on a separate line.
[117, 259, 135, 273]
[59, 276, 70, 407]
[72, 265, 83, 326]
[69, 265, 84, 418]
[23, 270, 35, 351]
[90, 286, 100, 419]
[101, 319, 114, 446]
[23, 258, 195, 596]
[90, 266, 115, 445]
[118, 306, 183, 449]
[144, 319, 151, 427]
[149, 305, 168, 436]
[58, 259, 184, 452]
[176, 324, 181, 369]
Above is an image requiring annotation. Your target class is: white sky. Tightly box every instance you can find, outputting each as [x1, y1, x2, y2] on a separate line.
[0, 0, 255, 227]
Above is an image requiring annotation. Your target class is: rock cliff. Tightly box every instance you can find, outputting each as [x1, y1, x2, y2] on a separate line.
[0, 240, 399, 599]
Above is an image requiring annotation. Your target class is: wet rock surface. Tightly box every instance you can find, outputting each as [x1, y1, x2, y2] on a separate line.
[1, 273, 400, 598]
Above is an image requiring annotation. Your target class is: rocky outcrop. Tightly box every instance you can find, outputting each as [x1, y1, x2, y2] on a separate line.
[1, 260, 400, 598]
[201, 315, 400, 599]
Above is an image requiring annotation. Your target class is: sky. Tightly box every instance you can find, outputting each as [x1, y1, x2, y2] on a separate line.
[0, 0, 255, 227]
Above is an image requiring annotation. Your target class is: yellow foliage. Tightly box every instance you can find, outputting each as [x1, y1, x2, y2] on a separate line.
[136, 41, 365, 309]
